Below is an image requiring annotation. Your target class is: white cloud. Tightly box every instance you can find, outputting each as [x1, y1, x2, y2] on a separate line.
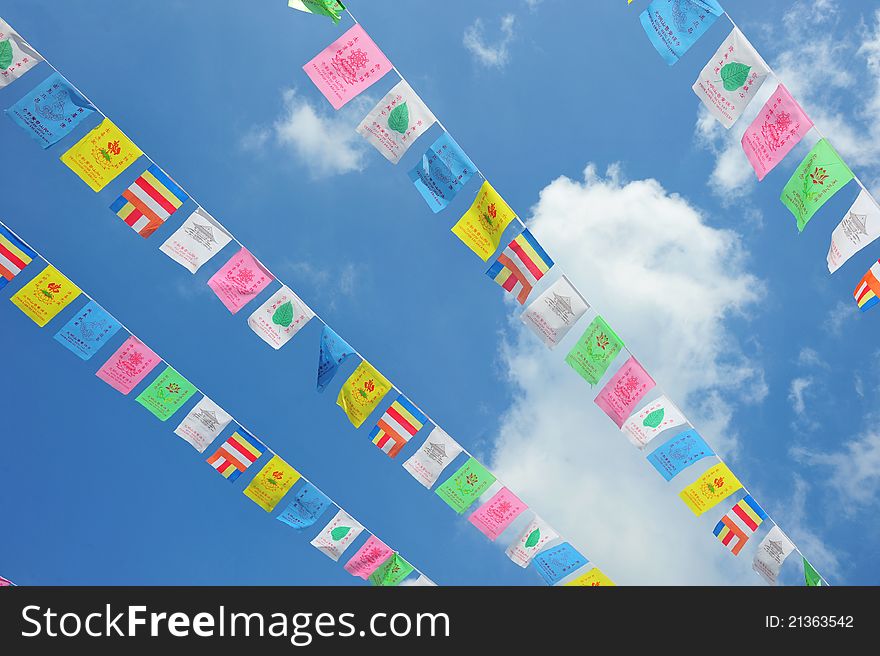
[797, 347, 828, 369]
[244, 88, 371, 179]
[282, 259, 360, 310]
[775, 475, 842, 580]
[788, 376, 819, 431]
[488, 165, 769, 584]
[463, 14, 516, 69]
[824, 300, 857, 336]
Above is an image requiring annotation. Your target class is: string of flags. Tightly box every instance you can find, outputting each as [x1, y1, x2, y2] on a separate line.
[633, 1, 880, 312]
[0, 2, 828, 585]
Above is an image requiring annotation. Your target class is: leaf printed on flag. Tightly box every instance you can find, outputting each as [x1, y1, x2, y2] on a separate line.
[506, 516, 558, 568]
[247, 285, 314, 350]
[310, 509, 364, 561]
[0, 18, 43, 87]
[621, 395, 688, 448]
[357, 81, 436, 164]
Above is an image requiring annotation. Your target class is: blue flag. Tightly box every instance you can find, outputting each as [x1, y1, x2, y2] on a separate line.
[646, 428, 715, 481]
[53, 300, 122, 361]
[276, 482, 332, 530]
[532, 542, 588, 586]
[5, 72, 94, 148]
[408, 132, 476, 213]
[317, 325, 356, 392]
[640, 0, 724, 66]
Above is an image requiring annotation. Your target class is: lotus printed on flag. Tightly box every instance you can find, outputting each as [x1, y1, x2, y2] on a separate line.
[356, 79, 436, 164]
[10, 264, 81, 327]
[369, 553, 414, 587]
[336, 360, 391, 428]
[520, 276, 590, 349]
[6, 72, 94, 148]
[781, 138, 854, 232]
[435, 457, 496, 514]
[206, 430, 265, 482]
[0, 17, 43, 88]
[53, 300, 121, 361]
[369, 394, 428, 458]
[0, 224, 36, 290]
[243, 455, 301, 513]
[565, 315, 623, 385]
[159, 208, 233, 274]
[854, 260, 880, 312]
[310, 509, 364, 562]
[486, 228, 554, 304]
[713, 494, 767, 556]
[109, 164, 188, 239]
[95, 336, 160, 394]
[60, 118, 143, 192]
[135, 366, 197, 422]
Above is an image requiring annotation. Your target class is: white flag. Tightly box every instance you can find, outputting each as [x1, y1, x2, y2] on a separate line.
[621, 395, 688, 449]
[692, 28, 769, 128]
[505, 516, 559, 568]
[827, 189, 880, 273]
[247, 285, 314, 350]
[173, 395, 233, 453]
[520, 276, 589, 349]
[402, 427, 463, 489]
[356, 80, 436, 165]
[0, 18, 43, 88]
[752, 526, 796, 585]
[407, 574, 436, 587]
[159, 208, 233, 273]
[310, 509, 364, 562]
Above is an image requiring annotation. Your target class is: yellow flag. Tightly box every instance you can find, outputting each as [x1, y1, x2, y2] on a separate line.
[679, 462, 742, 516]
[336, 360, 392, 428]
[60, 118, 143, 192]
[11, 265, 81, 327]
[565, 567, 615, 586]
[451, 180, 516, 261]
[243, 455, 301, 512]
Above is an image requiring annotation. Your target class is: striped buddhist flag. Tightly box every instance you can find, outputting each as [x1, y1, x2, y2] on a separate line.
[854, 260, 880, 312]
[713, 494, 768, 556]
[485, 229, 554, 304]
[369, 394, 428, 458]
[109, 164, 188, 238]
[206, 431, 265, 482]
[0, 225, 36, 290]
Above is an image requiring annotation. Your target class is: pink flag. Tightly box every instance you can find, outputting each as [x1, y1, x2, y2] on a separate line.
[207, 248, 274, 314]
[741, 84, 813, 181]
[0, 576, 13, 586]
[468, 487, 528, 541]
[594, 357, 656, 428]
[342, 535, 393, 579]
[96, 336, 161, 394]
[303, 24, 392, 110]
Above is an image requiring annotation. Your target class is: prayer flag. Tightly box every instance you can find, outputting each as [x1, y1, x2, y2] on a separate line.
[369, 553, 414, 587]
[452, 180, 517, 261]
[336, 360, 391, 428]
[207, 430, 265, 482]
[207, 247, 274, 314]
[435, 457, 496, 514]
[276, 482, 332, 530]
[468, 487, 528, 541]
[357, 79, 436, 164]
[679, 462, 742, 516]
[828, 190, 880, 273]
[5, 72, 93, 147]
[53, 300, 121, 360]
[402, 427, 463, 489]
[565, 567, 615, 586]
[159, 208, 232, 274]
[713, 494, 767, 556]
[247, 285, 314, 350]
[60, 118, 143, 192]
[640, 0, 724, 66]
[109, 164, 187, 238]
[646, 428, 715, 481]
[10, 264, 80, 327]
[343, 536, 393, 579]
[594, 356, 656, 428]
[95, 336, 160, 394]
[243, 455, 301, 512]
[781, 138, 854, 232]
[135, 366, 197, 422]
[310, 509, 364, 561]
[565, 316, 623, 385]
[0, 17, 43, 88]
[741, 84, 813, 181]
[752, 526, 796, 585]
[0, 224, 36, 289]
[173, 395, 232, 453]
[621, 395, 687, 448]
[533, 542, 588, 586]
[317, 325, 356, 392]
[288, 0, 345, 24]
[854, 260, 880, 312]
[369, 394, 428, 458]
[506, 516, 558, 568]
[408, 132, 476, 212]
[521, 276, 590, 349]
[804, 558, 823, 586]
[486, 229, 554, 303]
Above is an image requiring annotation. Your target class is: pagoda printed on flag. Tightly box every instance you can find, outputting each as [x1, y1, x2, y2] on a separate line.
[402, 427, 463, 489]
[288, 0, 346, 24]
[276, 482, 332, 530]
[506, 516, 558, 568]
[369, 394, 428, 458]
[621, 395, 687, 448]
[207, 247, 274, 314]
[0, 224, 36, 290]
[135, 366, 197, 421]
[468, 487, 528, 541]
[303, 24, 391, 110]
[828, 190, 880, 273]
[343, 535, 393, 579]
[646, 429, 715, 481]
[752, 526, 796, 585]
[310, 509, 364, 561]
[109, 164, 188, 239]
[565, 316, 623, 385]
[53, 300, 121, 361]
[781, 138, 854, 232]
[10, 264, 81, 327]
[6, 72, 94, 148]
[854, 260, 880, 312]
[206, 430, 265, 482]
[486, 228, 554, 304]
[594, 356, 656, 428]
[60, 118, 143, 192]
[452, 180, 517, 261]
[247, 285, 314, 350]
[565, 567, 615, 586]
[435, 456, 497, 514]
[741, 85, 813, 181]
[243, 455, 301, 513]
[370, 553, 414, 587]
[639, 0, 724, 66]
[0, 17, 43, 88]
[356, 80, 436, 164]
[713, 494, 767, 556]
[95, 336, 160, 394]
[408, 132, 476, 212]
[679, 462, 742, 516]
[317, 325, 356, 392]
[159, 208, 233, 274]
[692, 28, 768, 128]
[173, 395, 232, 453]
[520, 276, 590, 349]
[533, 542, 588, 586]
[336, 360, 391, 428]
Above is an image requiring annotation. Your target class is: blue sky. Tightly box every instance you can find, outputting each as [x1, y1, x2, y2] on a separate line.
[1, 0, 878, 586]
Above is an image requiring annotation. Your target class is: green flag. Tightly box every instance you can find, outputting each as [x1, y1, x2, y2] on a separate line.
[435, 457, 496, 514]
[288, 0, 346, 24]
[135, 366, 197, 421]
[369, 553, 414, 587]
[803, 558, 823, 586]
[565, 315, 624, 385]
[781, 138, 854, 232]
